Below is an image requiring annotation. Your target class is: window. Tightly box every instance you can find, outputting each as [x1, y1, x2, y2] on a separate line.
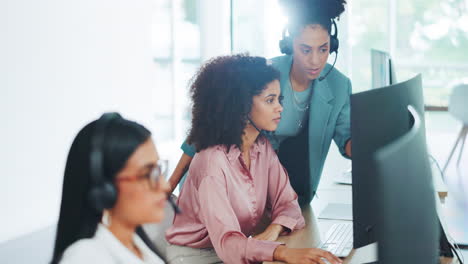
[152, 0, 201, 143]
[393, 0, 468, 107]
[232, 0, 468, 108]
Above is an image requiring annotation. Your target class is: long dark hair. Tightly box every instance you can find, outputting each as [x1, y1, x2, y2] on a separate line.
[186, 54, 280, 152]
[280, 0, 347, 36]
[51, 114, 151, 263]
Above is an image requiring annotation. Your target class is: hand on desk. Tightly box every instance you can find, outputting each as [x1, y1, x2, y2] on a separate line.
[253, 224, 285, 242]
[273, 245, 342, 264]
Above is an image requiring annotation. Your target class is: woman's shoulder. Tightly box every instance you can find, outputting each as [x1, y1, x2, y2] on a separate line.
[324, 64, 351, 86]
[191, 145, 231, 173]
[60, 238, 110, 263]
[320, 64, 352, 100]
[323, 63, 349, 82]
[194, 145, 229, 161]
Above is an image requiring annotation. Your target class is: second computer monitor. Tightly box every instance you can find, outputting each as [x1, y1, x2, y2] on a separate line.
[351, 74, 425, 248]
[371, 49, 397, 89]
[374, 105, 439, 264]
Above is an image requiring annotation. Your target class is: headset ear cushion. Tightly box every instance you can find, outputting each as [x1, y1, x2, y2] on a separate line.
[88, 182, 117, 212]
[329, 19, 339, 54]
[330, 36, 339, 54]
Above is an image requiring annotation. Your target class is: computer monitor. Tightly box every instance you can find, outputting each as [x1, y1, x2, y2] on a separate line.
[371, 49, 397, 89]
[335, 49, 397, 185]
[374, 105, 439, 264]
[351, 74, 425, 248]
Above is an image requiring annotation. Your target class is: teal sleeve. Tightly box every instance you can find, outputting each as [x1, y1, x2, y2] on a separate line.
[181, 140, 196, 157]
[178, 140, 195, 191]
[333, 78, 352, 159]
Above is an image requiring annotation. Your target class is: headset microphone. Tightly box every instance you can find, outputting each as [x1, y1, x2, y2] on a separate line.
[247, 117, 262, 133]
[318, 51, 338, 82]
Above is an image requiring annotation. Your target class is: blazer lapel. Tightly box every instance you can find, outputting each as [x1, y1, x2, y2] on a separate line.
[308, 78, 334, 159]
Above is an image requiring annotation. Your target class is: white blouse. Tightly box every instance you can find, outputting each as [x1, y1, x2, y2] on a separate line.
[60, 224, 165, 264]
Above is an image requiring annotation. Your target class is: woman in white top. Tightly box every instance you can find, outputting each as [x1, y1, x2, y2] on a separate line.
[51, 113, 172, 264]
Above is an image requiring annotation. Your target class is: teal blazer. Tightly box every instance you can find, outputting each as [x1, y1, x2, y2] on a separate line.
[270, 55, 351, 204]
[181, 55, 351, 203]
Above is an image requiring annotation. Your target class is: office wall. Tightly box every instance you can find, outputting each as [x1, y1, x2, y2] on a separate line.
[1, 0, 157, 243]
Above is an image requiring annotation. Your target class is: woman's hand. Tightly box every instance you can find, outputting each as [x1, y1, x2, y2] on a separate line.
[253, 224, 284, 242]
[273, 245, 343, 264]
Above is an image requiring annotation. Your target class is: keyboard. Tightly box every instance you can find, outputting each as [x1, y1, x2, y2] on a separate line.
[319, 222, 353, 257]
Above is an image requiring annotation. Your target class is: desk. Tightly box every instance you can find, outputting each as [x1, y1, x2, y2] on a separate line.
[264, 145, 455, 264]
[264, 204, 377, 264]
[264, 204, 458, 264]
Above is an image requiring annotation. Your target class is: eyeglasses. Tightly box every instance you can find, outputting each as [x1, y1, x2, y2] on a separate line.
[116, 159, 168, 189]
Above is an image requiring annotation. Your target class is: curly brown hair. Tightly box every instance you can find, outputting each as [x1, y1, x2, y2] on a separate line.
[187, 54, 280, 152]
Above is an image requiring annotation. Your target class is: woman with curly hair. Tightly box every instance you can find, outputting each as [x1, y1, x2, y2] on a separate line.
[169, 0, 351, 207]
[165, 55, 342, 264]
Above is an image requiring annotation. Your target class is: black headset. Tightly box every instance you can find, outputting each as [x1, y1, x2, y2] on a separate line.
[88, 112, 122, 212]
[279, 19, 339, 55]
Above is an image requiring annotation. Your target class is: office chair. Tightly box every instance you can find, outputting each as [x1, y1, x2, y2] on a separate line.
[443, 83, 468, 173]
